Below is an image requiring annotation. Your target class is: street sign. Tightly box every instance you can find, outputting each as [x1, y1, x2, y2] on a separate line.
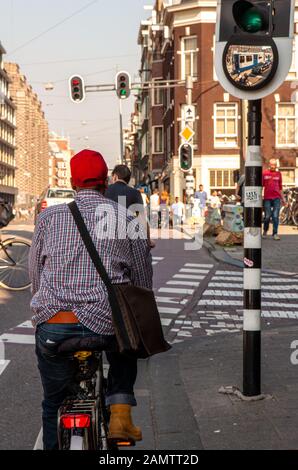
[215, 0, 295, 100]
[180, 125, 195, 142]
[183, 105, 195, 123]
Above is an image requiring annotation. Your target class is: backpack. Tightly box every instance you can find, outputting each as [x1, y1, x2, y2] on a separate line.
[0, 201, 15, 228]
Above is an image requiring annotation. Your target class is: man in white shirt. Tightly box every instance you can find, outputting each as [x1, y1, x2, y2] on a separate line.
[150, 189, 160, 229]
[171, 197, 185, 226]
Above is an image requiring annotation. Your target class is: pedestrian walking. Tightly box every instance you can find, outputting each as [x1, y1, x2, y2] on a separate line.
[105, 166, 154, 248]
[105, 165, 144, 215]
[194, 185, 208, 216]
[262, 158, 285, 240]
[160, 188, 169, 228]
[150, 189, 160, 229]
[29, 149, 153, 450]
[209, 190, 221, 209]
[171, 197, 185, 227]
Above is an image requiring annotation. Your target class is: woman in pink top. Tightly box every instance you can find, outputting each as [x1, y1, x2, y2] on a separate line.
[262, 159, 285, 240]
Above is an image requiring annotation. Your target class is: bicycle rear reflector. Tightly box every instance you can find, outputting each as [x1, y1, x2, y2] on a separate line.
[61, 414, 91, 429]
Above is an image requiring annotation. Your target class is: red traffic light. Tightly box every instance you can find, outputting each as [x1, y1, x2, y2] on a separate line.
[69, 75, 85, 103]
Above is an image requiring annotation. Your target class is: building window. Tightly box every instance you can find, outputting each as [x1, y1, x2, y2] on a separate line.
[181, 36, 198, 79]
[210, 169, 236, 189]
[152, 79, 163, 106]
[214, 103, 238, 148]
[276, 103, 298, 147]
[280, 168, 296, 186]
[153, 126, 164, 153]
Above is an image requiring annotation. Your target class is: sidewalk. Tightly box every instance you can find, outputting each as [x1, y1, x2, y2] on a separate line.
[203, 225, 298, 275]
[134, 324, 298, 450]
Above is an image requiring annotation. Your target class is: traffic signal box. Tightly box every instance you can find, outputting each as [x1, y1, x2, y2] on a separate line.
[179, 144, 193, 172]
[69, 76, 85, 103]
[115, 72, 131, 100]
[215, 0, 295, 100]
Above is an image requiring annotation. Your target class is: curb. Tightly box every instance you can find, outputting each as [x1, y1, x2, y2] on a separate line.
[203, 238, 298, 278]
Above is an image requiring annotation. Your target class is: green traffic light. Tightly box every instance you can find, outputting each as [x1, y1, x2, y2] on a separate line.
[120, 89, 127, 97]
[233, 1, 267, 34]
[241, 8, 263, 32]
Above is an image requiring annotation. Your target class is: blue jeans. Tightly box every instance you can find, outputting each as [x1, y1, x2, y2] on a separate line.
[35, 322, 138, 450]
[263, 198, 281, 236]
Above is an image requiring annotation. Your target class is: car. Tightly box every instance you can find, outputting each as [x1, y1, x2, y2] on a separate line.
[34, 187, 76, 224]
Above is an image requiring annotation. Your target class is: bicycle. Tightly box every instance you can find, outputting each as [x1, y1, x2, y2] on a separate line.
[0, 230, 31, 291]
[279, 188, 298, 226]
[56, 336, 135, 450]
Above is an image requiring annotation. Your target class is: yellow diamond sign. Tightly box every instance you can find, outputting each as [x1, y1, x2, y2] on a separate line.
[180, 125, 195, 142]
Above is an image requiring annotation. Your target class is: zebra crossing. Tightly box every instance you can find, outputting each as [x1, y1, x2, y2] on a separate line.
[191, 269, 298, 336]
[156, 263, 214, 333]
[2, 262, 297, 346]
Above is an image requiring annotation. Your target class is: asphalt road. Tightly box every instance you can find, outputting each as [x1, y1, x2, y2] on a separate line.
[0, 223, 298, 450]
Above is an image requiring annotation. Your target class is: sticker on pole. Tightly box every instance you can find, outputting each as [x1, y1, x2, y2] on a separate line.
[245, 187, 262, 208]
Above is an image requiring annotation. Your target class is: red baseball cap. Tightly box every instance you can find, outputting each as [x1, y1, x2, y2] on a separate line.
[70, 149, 108, 188]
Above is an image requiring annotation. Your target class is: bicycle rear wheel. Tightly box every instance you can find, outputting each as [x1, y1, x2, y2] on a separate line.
[292, 205, 298, 227]
[279, 207, 288, 225]
[0, 239, 31, 291]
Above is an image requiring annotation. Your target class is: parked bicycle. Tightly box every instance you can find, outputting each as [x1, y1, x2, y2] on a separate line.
[279, 188, 298, 226]
[57, 336, 133, 451]
[0, 230, 31, 291]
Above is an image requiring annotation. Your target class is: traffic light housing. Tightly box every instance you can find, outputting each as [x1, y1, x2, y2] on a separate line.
[215, 0, 295, 100]
[69, 75, 85, 103]
[116, 71, 131, 99]
[179, 144, 193, 173]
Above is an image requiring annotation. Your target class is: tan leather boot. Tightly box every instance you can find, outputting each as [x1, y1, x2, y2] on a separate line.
[108, 404, 142, 442]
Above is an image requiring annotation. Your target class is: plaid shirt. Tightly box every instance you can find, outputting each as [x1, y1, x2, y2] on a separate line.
[29, 190, 153, 335]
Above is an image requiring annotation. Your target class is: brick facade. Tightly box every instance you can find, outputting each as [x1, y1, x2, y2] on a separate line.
[135, 0, 298, 198]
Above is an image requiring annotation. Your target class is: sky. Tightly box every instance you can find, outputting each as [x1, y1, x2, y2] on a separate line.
[1, 0, 154, 169]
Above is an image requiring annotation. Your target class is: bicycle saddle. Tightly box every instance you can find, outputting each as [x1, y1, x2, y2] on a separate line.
[57, 335, 118, 354]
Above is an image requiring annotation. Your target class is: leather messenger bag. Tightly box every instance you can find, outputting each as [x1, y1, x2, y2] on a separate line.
[68, 201, 171, 359]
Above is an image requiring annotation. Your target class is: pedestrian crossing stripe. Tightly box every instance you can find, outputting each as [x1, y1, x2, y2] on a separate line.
[203, 290, 298, 299]
[159, 287, 194, 295]
[209, 283, 298, 291]
[180, 268, 209, 274]
[166, 280, 200, 287]
[156, 297, 188, 305]
[0, 360, 10, 376]
[158, 307, 181, 315]
[198, 299, 298, 308]
[173, 274, 205, 280]
[211, 276, 298, 283]
[184, 264, 214, 268]
[0, 334, 35, 345]
[215, 271, 278, 276]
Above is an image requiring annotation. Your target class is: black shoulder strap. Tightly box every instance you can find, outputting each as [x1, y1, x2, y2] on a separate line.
[68, 201, 130, 349]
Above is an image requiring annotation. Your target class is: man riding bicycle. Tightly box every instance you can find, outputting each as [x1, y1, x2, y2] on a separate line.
[29, 149, 153, 450]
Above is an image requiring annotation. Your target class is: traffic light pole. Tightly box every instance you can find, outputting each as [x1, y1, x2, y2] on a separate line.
[119, 98, 124, 165]
[243, 99, 262, 397]
[185, 77, 194, 207]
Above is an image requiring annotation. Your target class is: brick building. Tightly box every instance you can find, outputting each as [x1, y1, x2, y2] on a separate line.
[0, 44, 17, 204]
[49, 132, 73, 189]
[136, 0, 298, 198]
[5, 63, 49, 207]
